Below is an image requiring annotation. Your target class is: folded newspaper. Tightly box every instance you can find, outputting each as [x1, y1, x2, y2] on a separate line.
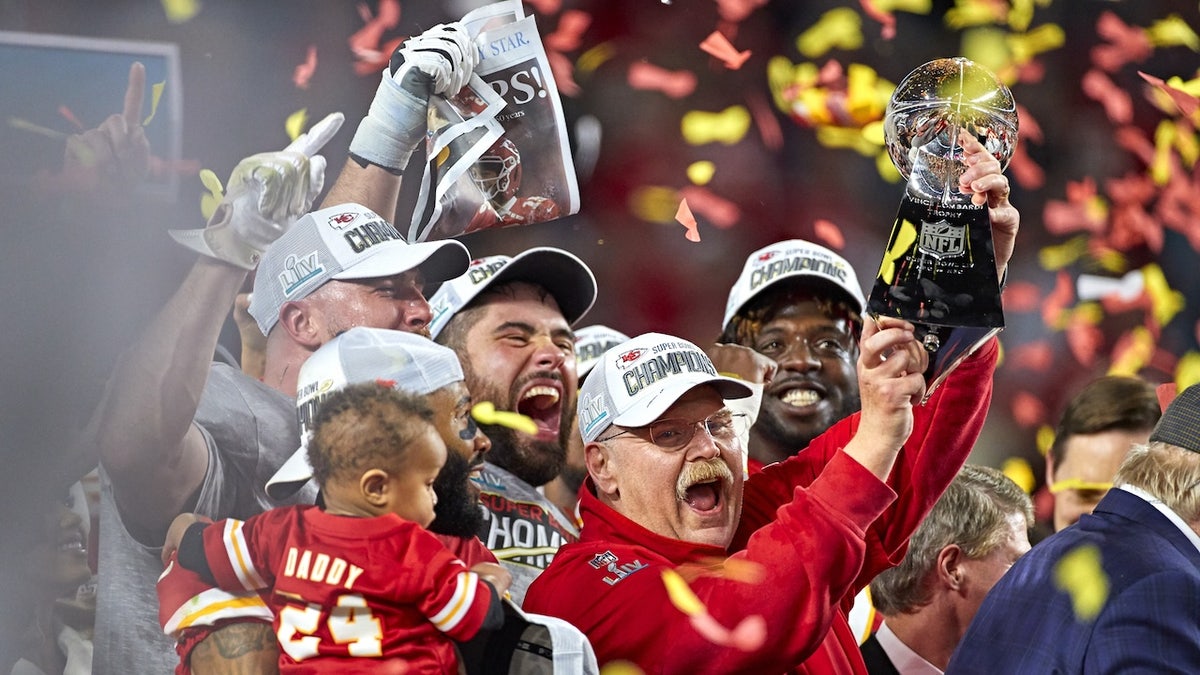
[408, 0, 580, 242]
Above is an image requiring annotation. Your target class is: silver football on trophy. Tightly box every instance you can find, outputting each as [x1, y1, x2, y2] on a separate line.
[884, 57, 1018, 204]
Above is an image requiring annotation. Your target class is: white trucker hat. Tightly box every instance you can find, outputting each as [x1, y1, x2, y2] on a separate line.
[427, 247, 597, 339]
[248, 203, 471, 336]
[576, 332, 752, 443]
[574, 325, 631, 381]
[265, 327, 464, 500]
[722, 239, 865, 332]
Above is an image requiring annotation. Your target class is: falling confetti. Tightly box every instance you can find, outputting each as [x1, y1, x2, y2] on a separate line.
[627, 62, 697, 99]
[1001, 456, 1036, 494]
[675, 198, 701, 242]
[199, 169, 224, 221]
[545, 10, 590, 53]
[161, 0, 201, 24]
[142, 81, 166, 127]
[699, 31, 751, 70]
[285, 109, 308, 143]
[686, 161, 715, 186]
[1054, 544, 1110, 622]
[293, 45, 318, 90]
[1010, 392, 1045, 428]
[471, 401, 538, 435]
[8, 117, 66, 139]
[661, 568, 767, 651]
[678, 186, 740, 229]
[681, 106, 752, 145]
[813, 219, 846, 250]
[797, 8, 863, 57]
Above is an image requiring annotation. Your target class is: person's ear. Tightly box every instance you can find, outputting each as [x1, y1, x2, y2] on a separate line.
[586, 441, 618, 497]
[278, 300, 323, 349]
[1044, 451, 1057, 486]
[936, 544, 966, 592]
[360, 469, 390, 508]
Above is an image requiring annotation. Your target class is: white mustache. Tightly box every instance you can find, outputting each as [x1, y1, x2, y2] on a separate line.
[676, 459, 733, 500]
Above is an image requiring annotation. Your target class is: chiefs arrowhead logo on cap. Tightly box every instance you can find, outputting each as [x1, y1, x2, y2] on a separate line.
[327, 212, 358, 228]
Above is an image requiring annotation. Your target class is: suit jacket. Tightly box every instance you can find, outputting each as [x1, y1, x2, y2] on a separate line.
[946, 488, 1200, 674]
[860, 633, 901, 675]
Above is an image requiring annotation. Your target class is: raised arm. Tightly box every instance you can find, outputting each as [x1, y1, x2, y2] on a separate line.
[322, 22, 477, 221]
[88, 114, 341, 542]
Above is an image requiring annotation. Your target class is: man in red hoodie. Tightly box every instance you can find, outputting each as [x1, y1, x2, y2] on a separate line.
[523, 135, 1018, 672]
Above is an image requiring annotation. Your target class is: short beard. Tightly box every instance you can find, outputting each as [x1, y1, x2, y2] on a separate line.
[482, 422, 568, 488]
[755, 390, 862, 456]
[428, 450, 483, 538]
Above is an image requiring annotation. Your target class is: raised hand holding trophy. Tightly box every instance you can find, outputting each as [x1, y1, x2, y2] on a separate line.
[868, 57, 1018, 400]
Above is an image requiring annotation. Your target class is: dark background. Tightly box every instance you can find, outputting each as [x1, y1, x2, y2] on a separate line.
[1, 0, 1198, 666]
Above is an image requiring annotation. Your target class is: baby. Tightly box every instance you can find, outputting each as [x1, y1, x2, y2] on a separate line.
[164, 382, 511, 673]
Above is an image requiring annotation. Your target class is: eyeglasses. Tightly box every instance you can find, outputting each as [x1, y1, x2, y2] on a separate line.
[597, 411, 749, 451]
[753, 326, 855, 361]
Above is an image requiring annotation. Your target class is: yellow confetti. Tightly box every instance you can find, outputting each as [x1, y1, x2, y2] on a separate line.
[875, 148, 902, 182]
[681, 106, 751, 146]
[662, 568, 705, 617]
[576, 42, 617, 76]
[471, 401, 538, 435]
[1071, 302, 1104, 326]
[961, 27, 1011, 77]
[1053, 544, 1109, 622]
[8, 117, 66, 139]
[1006, 23, 1065, 65]
[1037, 236, 1088, 271]
[599, 662, 645, 675]
[285, 108, 308, 143]
[797, 8, 862, 58]
[143, 81, 166, 126]
[199, 168, 224, 221]
[844, 64, 889, 126]
[1108, 326, 1155, 377]
[686, 161, 715, 185]
[1145, 14, 1200, 50]
[1036, 424, 1054, 457]
[1151, 120, 1176, 186]
[1001, 457, 1035, 494]
[161, 0, 201, 24]
[629, 185, 680, 224]
[1094, 248, 1127, 274]
[944, 0, 1006, 30]
[816, 126, 879, 156]
[877, 218, 918, 285]
[1175, 352, 1200, 391]
[1140, 263, 1184, 327]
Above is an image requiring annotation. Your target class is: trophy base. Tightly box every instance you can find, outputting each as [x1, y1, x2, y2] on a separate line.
[913, 323, 1002, 403]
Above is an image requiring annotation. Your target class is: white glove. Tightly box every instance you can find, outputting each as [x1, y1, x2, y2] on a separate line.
[170, 112, 344, 269]
[349, 22, 478, 172]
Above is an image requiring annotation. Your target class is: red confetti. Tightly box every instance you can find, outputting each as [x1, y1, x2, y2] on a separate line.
[1042, 271, 1075, 328]
[859, 0, 897, 40]
[678, 186, 741, 229]
[746, 91, 783, 151]
[545, 10, 590, 53]
[813, 219, 846, 250]
[293, 45, 318, 90]
[58, 105, 85, 131]
[715, 0, 768, 23]
[349, 0, 401, 71]
[1043, 178, 1105, 236]
[627, 62, 698, 99]
[699, 31, 751, 70]
[1157, 173, 1200, 249]
[1156, 382, 1178, 411]
[547, 50, 580, 97]
[1091, 11, 1151, 73]
[1002, 281, 1042, 313]
[524, 0, 562, 14]
[676, 198, 701, 242]
[1009, 341, 1054, 371]
[1138, 71, 1199, 117]
[1008, 142, 1045, 190]
[1011, 391, 1046, 428]
[1082, 69, 1132, 124]
[1065, 315, 1104, 367]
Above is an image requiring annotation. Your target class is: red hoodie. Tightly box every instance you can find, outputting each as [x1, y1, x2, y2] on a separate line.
[524, 339, 997, 674]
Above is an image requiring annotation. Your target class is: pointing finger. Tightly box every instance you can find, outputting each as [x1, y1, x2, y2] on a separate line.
[123, 62, 146, 128]
[284, 111, 345, 157]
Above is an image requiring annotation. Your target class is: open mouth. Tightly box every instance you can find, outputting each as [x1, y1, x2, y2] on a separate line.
[772, 380, 826, 410]
[516, 383, 563, 440]
[57, 529, 86, 556]
[677, 462, 730, 514]
[683, 480, 722, 512]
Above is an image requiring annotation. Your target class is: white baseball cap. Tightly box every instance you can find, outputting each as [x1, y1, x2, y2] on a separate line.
[576, 332, 752, 443]
[427, 247, 597, 339]
[248, 202, 471, 336]
[722, 239, 866, 332]
[265, 327, 465, 500]
[574, 325, 631, 381]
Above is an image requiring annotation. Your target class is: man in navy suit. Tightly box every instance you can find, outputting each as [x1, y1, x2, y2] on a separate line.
[946, 384, 1200, 673]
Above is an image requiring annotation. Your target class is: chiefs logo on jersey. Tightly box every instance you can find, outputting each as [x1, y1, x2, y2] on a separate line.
[327, 212, 358, 228]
